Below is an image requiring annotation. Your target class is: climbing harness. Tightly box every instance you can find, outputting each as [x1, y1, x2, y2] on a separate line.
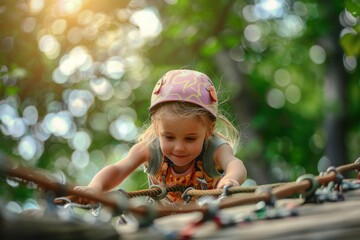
[145, 136, 227, 202]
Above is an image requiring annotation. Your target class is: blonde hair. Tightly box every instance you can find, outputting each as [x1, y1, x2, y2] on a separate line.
[137, 102, 240, 151]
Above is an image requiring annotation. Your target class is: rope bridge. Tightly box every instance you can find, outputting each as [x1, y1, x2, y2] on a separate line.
[3, 156, 360, 216]
[2, 156, 360, 239]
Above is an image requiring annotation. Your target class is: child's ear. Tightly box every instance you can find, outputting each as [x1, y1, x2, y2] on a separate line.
[206, 122, 215, 139]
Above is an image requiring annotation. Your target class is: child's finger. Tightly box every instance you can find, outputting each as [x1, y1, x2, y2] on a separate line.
[53, 195, 77, 205]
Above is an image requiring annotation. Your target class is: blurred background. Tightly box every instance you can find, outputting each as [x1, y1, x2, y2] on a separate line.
[1, 0, 360, 212]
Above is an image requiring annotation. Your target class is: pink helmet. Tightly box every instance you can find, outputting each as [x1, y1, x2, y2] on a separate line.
[149, 69, 218, 118]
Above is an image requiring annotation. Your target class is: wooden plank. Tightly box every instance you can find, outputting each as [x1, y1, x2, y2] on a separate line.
[119, 189, 360, 239]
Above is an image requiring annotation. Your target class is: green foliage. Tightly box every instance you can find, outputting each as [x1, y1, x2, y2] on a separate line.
[1, 0, 360, 205]
[341, 30, 360, 56]
[343, 1, 360, 56]
[345, 0, 360, 16]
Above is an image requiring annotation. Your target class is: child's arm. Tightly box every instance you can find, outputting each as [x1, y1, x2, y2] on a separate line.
[73, 141, 149, 203]
[214, 144, 247, 189]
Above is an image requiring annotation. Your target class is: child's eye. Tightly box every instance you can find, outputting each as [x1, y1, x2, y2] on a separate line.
[164, 135, 175, 140]
[185, 137, 196, 142]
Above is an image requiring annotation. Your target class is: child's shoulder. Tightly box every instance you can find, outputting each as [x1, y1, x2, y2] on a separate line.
[208, 135, 229, 147]
[129, 141, 151, 162]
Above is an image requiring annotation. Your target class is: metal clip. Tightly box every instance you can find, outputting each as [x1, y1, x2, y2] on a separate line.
[296, 174, 319, 202]
[341, 179, 360, 191]
[217, 184, 232, 202]
[149, 184, 168, 201]
[182, 187, 194, 203]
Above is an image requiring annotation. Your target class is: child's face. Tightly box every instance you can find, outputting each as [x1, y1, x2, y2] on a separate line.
[157, 116, 209, 173]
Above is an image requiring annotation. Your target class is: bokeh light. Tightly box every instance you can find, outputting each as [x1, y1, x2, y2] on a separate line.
[90, 77, 114, 101]
[275, 14, 305, 38]
[57, 46, 93, 78]
[22, 17, 37, 33]
[103, 57, 125, 79]
[52, 19, 67, 35]
[38, 34, 61, 59]
[6, 201, 22, 214]
[66, 90, 94, 118]
[28, 0, 45, 14]
[58, 0, 83, 15]
[71, 150, 90, 169]
[43, 111, 75, 137]
[274, 69, 291, 87]
[130, 7, 163, 38]
[343, 55, 357, 71]
[266, 88, 285, 109]
[285, 85, 301, 104]
[110, 115, 138, 142]
[309, 45, 326, 64]
[254, 0, 286, 20]
[244, 24, 262, 42]
[18, 135, 37, 161]
[22, 105, 39, 125]
[70, 130, 92, 151]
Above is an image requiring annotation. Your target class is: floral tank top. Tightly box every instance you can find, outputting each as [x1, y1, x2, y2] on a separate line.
[144, 135, 228, 203]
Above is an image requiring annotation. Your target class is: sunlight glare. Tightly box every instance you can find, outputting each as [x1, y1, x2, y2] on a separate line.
[276, 14, 304, 38]
[254, 0, 285, 19]
[28, 0, 44, 14]
[104, 57, 125, 79]
[58, 0, 83, 15]
[59, 46, 92, 77]
[43, 111, 73, 137]
[38, 34, 61, 59]
[130, 7, 162, 38]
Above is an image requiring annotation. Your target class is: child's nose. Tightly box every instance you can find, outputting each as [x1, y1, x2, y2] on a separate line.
[174, 141, 185, 151]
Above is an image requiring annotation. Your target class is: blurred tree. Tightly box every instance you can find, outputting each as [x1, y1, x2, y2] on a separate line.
[146, 0, 360, 182]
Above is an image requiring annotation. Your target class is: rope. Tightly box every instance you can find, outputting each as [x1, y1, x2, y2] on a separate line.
[183, 183, 285, 197]
[3, 157, 360, 217]
[127, 185, 186, 199]
[155, 160, 360, 216]
[124, 183, 285, 200]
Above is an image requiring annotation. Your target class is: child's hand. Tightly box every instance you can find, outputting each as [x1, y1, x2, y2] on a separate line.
[71, 186, 101, 204]
[217, 178, 239, 189]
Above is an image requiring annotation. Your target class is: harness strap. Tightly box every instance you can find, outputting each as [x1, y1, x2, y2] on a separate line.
[145, 139, 162, 176]
[201, 136, 227, 178]
[145, 136, 228, 178]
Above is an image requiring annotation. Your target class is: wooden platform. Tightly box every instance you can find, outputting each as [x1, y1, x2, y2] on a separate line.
[1, 187, 360, 239]
[119, 188, 360, 239]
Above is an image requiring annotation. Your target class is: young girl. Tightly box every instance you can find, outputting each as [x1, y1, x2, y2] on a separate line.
[74, 69, 247, 204]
